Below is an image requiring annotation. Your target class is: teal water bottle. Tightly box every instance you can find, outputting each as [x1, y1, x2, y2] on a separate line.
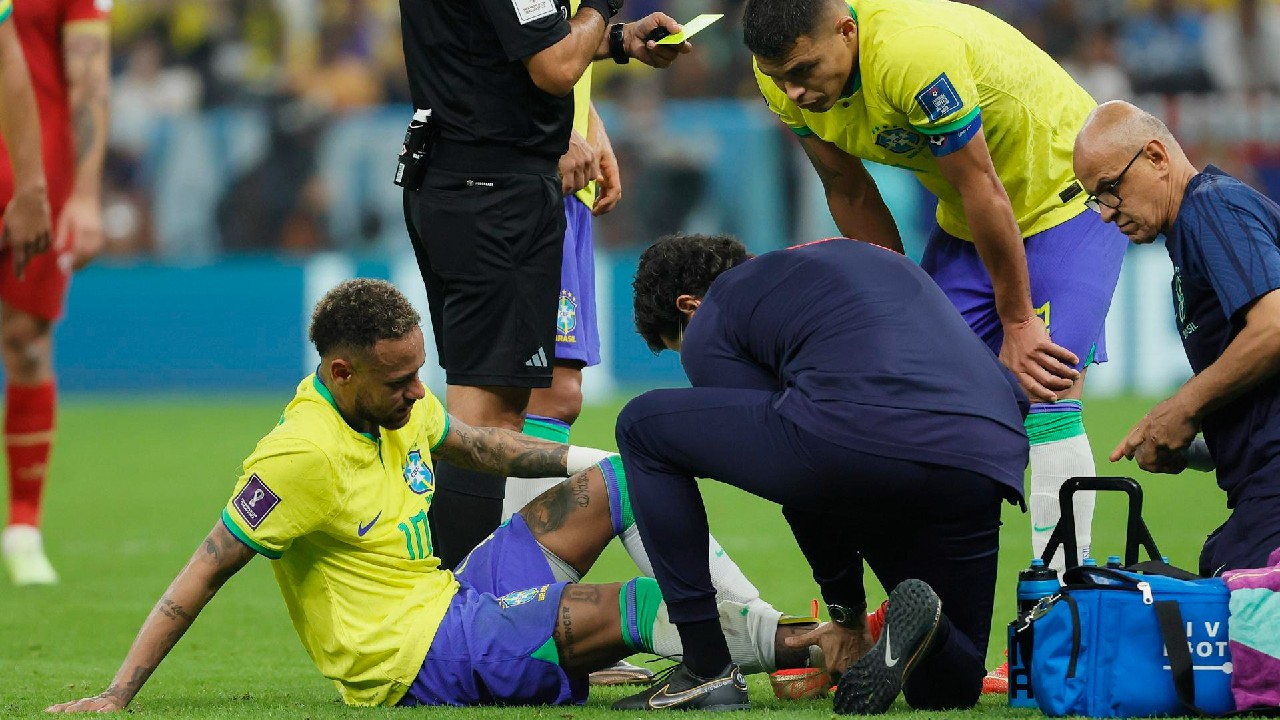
[1017, 559, 1061, 615]
[1106, 555, 1122, 569]
[1009, 558, 1059, 707]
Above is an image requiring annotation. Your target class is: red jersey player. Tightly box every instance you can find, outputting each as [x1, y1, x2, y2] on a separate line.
[0, 0, 53, 277]
[0, 0, 109, 586]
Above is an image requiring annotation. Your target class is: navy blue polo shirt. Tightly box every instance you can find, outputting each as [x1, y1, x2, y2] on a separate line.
[679, 238, 1030, 497]
[1166, 166, 1280, 505]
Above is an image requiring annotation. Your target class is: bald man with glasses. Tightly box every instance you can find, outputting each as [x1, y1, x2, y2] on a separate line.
[1083, 146, 1145, 214]
[1074, 100, 1280, 576]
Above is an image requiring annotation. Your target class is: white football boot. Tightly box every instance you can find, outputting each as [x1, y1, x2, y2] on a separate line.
[3, 524, 58, 586]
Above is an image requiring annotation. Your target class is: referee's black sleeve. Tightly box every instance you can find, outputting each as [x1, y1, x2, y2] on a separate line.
[478, 0, 571, 62]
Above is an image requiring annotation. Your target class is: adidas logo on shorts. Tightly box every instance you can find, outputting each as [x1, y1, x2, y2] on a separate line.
[525, 347, 548, 368]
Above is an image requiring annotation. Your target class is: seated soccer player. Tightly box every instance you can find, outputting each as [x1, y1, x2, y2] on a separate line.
[46, 279, 811, 713]
[614, 235, 1030, 713]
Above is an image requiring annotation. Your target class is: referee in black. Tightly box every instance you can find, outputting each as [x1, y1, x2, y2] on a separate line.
[400, 0, 689, 568]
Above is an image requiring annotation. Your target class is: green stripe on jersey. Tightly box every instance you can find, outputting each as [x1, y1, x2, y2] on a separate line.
[221, 509, 283, 559]
[915, 106, 981, 136]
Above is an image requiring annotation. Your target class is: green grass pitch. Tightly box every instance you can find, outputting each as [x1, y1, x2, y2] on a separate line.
[0, 393, 1226, 718]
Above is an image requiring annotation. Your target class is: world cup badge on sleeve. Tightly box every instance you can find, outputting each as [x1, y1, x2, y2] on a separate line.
[234, 474, 281, 530]
[914, 73, 964, 122]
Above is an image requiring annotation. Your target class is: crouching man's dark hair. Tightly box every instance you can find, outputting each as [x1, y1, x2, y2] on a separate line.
[632, 234, 751, 353]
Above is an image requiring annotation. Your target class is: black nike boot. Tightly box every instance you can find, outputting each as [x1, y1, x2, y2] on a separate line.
[611, 662, 749, 711]
[833, 578, 943, 715]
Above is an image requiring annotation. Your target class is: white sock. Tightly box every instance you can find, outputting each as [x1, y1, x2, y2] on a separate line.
[622, 525, 782, 672]
[1030, 433, 1096, 573]
[620, 525, 763, 606]
[650, 597, 782, 675]
[501, 476, 562, 520]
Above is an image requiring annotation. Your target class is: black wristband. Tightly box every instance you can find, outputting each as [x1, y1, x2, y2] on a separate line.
[608, 23, 629, 64]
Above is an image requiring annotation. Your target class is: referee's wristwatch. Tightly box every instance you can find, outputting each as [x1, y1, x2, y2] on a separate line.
[609, 23, 629, 64]
[827, 604, 862, 629]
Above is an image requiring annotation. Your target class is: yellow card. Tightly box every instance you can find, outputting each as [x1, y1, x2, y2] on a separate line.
[656, 13, 723, 44]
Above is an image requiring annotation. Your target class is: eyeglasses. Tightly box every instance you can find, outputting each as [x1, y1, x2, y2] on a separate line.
[1085, 146, 1145, 213]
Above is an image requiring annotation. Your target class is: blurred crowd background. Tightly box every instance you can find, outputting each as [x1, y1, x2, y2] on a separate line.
[103, 0, 1280, 259]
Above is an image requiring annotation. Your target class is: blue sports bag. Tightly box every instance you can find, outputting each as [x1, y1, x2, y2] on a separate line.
[1027, 565, 1233, 718]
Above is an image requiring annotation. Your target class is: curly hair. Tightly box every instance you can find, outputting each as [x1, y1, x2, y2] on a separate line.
[309, 279, 421, 356]
[632, 234, 751, 353]
[743, 0, 838, 59]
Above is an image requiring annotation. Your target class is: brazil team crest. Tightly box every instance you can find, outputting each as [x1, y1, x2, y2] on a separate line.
[498, 584, 550, 609]
[556, 290, 578, 342]
[403, 448, 434, 495]
[874, 126, 924, 155]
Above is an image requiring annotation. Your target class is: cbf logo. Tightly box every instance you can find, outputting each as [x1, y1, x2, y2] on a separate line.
[556, 290, 578, 342]
[498, 584, 549, 609]
[403, 448, 434, 495]
[874, 126, 923, 155]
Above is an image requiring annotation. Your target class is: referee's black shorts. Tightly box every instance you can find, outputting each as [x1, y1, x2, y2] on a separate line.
[406, 167, 564, 388]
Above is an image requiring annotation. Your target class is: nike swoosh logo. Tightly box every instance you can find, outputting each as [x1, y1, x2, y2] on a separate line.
[884, 627, 900, 667]
[1032, 524, 1057, 532]
[357, 511, 382, 537]
[647, 676, 737, 709]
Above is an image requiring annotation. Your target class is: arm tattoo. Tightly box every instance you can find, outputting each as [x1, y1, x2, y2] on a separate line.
[99, 665, 152, 704]
[72, 105, 95, 164]
[437, 423, 568, 477]
[521, 473, 591, 534]
[64, 31, 109, 165]
[202, 536, 222, 562]
[156, 595, 193, 622]
[204, 526, 254, 586]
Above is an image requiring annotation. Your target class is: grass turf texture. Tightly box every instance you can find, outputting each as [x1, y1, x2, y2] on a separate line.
[0, 394, 1226, 718]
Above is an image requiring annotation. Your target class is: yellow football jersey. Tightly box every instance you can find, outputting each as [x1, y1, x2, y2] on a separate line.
[570, 0, 597, 208]
[222, 374, 454, 707]
[0, 0, 11, 24]
[755, 0, 1096, 241]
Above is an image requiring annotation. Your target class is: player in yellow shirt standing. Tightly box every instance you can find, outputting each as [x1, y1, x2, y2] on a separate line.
[46, 280, 809, 712]
[743, 0, 1127, 594]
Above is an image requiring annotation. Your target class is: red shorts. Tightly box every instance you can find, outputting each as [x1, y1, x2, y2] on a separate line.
[0, 212, 72, 322]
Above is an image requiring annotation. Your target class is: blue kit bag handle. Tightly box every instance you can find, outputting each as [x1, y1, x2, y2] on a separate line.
[1041, 476, 1165, 571]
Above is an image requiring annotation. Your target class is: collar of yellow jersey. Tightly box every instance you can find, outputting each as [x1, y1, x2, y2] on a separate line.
[312, 373, 379, 442]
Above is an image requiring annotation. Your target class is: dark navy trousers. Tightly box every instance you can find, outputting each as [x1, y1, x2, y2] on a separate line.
[616, 386, 1006, 709]
[1200, 494, 1280, 576]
